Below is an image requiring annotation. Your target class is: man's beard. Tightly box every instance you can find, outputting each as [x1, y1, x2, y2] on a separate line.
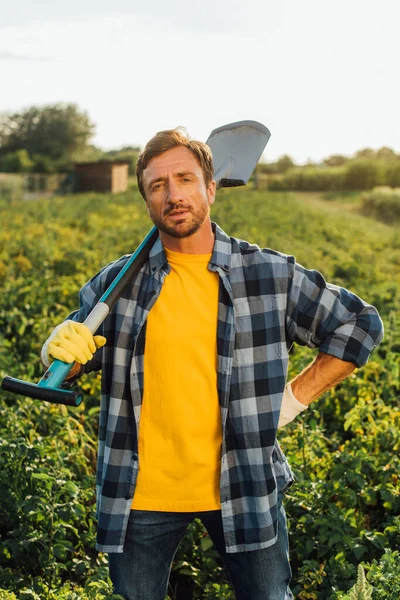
[148, 203, 210, 239]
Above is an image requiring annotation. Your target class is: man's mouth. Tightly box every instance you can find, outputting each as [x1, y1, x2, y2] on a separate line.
[167, 209, 190, 219]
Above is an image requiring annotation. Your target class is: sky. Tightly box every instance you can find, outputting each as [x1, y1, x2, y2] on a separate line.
[1, 0, 399, 164]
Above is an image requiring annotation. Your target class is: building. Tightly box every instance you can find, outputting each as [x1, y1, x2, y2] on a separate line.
[74, 160, 129, 193]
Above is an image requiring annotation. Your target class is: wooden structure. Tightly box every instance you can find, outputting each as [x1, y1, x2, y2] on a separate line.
[74, 160, 129, 193]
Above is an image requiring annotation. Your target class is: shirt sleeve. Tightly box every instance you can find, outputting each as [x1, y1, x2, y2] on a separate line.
[285, 259, 384, 367]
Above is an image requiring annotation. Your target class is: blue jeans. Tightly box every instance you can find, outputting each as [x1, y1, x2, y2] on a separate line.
[108, 493, 293, 600]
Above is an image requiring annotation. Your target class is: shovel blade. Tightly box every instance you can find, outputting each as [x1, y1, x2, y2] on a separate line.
[207, 120, 271, 188]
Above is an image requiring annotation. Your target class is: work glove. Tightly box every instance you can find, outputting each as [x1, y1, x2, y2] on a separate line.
[278, 383, 308, 428]
[41, 320, 106, 368]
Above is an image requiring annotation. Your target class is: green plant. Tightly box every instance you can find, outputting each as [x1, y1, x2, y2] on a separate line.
[0, 175, 24, 203]
[0, 150, 33, 173]
[348, 565, 373, 599]
[366, 550, 400, 599]
[0, 590, 18, 600]
[361, 187, 400, 224]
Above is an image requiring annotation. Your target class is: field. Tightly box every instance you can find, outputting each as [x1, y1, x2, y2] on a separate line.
[0, 186, 399, 599]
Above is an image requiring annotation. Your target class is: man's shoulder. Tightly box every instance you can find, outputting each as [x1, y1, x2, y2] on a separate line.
[230, 235, 296, 268]
[82, 254, 132, 294]
[103, 254, 132, 280]
[213, 222, 295, 268]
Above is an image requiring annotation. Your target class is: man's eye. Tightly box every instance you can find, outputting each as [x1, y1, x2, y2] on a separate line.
[152, 182, 164, 191]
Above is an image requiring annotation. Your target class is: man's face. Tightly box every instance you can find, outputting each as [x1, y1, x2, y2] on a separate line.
[142, 146, 216, 239]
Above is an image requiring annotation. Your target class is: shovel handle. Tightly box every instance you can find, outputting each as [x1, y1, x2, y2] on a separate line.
[2, 375, 82, 406]
[36, 227, 160, 399]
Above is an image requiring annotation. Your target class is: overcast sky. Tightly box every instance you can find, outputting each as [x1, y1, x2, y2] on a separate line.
[1, 0, 399, 163]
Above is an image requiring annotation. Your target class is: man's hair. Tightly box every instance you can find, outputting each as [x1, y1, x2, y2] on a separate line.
[136, 127, 214, 200]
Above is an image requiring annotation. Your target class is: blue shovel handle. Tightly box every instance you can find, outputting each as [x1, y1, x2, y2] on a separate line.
[34, 225, 160, 404]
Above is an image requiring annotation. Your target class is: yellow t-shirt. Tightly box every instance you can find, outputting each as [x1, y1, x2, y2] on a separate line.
[131, 247, 222, 511]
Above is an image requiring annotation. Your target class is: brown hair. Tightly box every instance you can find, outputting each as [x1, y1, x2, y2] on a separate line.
[136, 127, 214, 200]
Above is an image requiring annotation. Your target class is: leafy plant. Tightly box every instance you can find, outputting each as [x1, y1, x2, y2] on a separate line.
[361, 187, 400, 224]
[348, 565, 373, 599]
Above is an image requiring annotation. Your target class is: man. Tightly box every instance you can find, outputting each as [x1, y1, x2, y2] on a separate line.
[41, 128, 384, 600]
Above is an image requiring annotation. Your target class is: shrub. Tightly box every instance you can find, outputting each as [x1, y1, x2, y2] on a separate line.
[267, 159, 395, 192]
[0, 175, 24, 203]
[385, 163, 400, 187]
[0, 150, 33, 173]
[343, 160, 385, 190]
[361, 187, 400, 224]
[268, 166, 346, 192]
[365, 550, 400, 599]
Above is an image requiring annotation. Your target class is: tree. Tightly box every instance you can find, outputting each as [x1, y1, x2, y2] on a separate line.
[0, 149, 33, 173]
[104, 147, 141, 175]
[275, 154, 295, 173]
[323, 154, 349, 167]
[0, 103, 95, 163]
[355, 148, 376, 160]
[257, 162, 278, 175]
[376, 146, 396, 160]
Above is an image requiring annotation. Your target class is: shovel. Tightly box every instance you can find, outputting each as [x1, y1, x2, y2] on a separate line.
[1, 120, 271, 406]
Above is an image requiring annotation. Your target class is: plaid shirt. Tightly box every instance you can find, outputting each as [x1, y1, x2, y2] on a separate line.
[68, 222, 383, 553]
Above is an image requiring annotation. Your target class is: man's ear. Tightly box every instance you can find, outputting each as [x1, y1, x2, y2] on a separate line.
[207, 180, 217, 206]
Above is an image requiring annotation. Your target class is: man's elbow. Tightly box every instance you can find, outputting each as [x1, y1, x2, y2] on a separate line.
[360, 305, 384, 347]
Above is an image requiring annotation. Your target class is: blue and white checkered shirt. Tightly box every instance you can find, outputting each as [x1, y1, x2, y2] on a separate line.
[68, 222, 383, 553]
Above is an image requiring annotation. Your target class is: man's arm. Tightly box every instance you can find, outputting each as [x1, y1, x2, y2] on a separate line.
[278, 259, 384, 428]
[278, 353, 356, 428]
[285, 260, 384, 368]
[290, 351, 356, 406]
[40, 260, 115, 381]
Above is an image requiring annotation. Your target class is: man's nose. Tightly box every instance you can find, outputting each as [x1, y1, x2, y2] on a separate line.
[167, 179, 184, 203]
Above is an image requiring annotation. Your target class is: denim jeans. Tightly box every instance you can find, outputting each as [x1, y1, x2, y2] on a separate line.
[108, 492, 293, 600]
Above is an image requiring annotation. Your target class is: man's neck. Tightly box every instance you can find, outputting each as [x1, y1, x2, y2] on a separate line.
[160, 220, 215, 254]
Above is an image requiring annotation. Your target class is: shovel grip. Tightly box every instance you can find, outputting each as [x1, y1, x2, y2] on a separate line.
[2, 376, 83, 406]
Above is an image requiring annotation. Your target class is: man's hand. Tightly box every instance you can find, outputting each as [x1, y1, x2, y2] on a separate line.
[41, 320, 106, 368]
[278, 352, 357, 429]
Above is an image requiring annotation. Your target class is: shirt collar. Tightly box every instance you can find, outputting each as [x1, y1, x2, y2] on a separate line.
[148, 221, 232, 274]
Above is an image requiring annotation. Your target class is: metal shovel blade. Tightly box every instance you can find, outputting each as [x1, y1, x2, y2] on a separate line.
[206, 120, 271, 188]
